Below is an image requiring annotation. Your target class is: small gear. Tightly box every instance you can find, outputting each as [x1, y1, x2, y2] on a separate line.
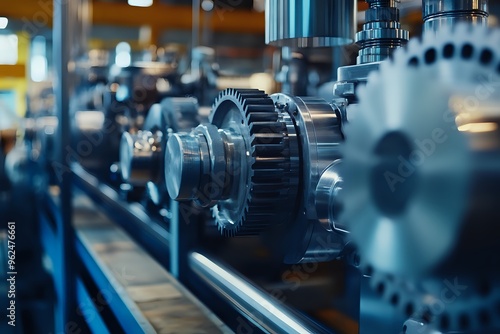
[210, 89, 300, 236]
[342, 24, 500, 332]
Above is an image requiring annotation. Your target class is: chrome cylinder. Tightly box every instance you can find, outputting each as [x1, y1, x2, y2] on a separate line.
[315, 160, 346, 233]
[265, 0, 356, 47]
[165, 124, 229, 205]
[120, 130, 162, 186]
[189, 252, 332, 333]
[355, 0, 409, 64]
[423, 0, 489, 32]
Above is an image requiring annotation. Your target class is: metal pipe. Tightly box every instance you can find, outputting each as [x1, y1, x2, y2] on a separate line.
[189, 252, 332, 334]
[265, 0, 356, 47]
[53, 0, 81, 330]
[191, 0, 201, 73]
[423, 0, 489, 32]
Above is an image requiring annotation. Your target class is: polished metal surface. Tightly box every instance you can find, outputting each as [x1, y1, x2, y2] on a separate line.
[315, 160, 346, 233]
[165, 125, 225, 202]
[271, 94, 343, 225]
[119, 130, 162, 186]
[165, 89, 299, 235]
[265, 0, 356, 47]
[164, 133, 199, 200]
[423, 0, 488, 32]
[337, 62, 382, 82]
[355, 0, 409, 64]
[165, 89, 347, 261]
[189, 252, 331, 334]
[120, 97, 200, 204]
[270, 94, 346, 263]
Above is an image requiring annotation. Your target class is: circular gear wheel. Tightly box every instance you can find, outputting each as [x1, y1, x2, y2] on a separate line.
[365, 267, 500, 333]
[342, 24, 500, 332]
[210, 88, 300, 236]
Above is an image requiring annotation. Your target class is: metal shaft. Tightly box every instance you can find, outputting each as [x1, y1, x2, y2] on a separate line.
[423, 0, 489, 33]
[356, 0, 409, 64]
[265, 0, 356, 47]
[189, 252, 332, 334]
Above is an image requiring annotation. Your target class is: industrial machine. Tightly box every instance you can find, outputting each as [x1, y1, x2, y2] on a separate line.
[3, 0, 500, 333]
[162, 0, 499, 333]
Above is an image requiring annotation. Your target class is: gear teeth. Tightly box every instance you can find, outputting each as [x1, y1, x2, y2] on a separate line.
[406, 36, 421, 55]
[249, 121, 284, 134]
[252, 169, 285, 180]
[251, 133, 284, 146]
[490, 29, 500, 48]
[253, 144, 286, 157]
[253, 156, 289, 166]
[210, 88, 299, 236]
[421, 29, 436, 46]
[392, 47, 408, 67]
[347, 24, 500, 334]
[454, 23, 471, 42]
[247, 112, 278, 122]
[243, 98, 274, 106]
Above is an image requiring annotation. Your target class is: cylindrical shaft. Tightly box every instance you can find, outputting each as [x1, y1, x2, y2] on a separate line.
[423, 0, 489, 33]
[265, 0, 357, 47]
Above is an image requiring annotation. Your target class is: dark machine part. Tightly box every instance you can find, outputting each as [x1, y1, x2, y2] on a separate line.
[165, 89, 299, 235]
[165, 89, 346, 263]
[423, 0, 489, 33]
[20, 116, 62, 185]
[65, 62, 178, 181]
[355, 0, 410, 65]
[341, 25, 500, 332]
[70, 109, 122, 175]
[120, 97, 200, 205]
[182, 46, 219, 107]
[265, 0, 357, 47]
[120, 130, 163, 187]
[159, 97, 201, 132]
[110, 63, 180, 120]
[334, 0, 409, 105]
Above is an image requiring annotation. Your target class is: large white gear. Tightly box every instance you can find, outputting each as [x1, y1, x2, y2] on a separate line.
[341, 24, 500, 332]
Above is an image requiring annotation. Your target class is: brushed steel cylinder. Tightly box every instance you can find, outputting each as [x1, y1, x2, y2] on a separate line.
[265, 0, 356, 47]
[423, 0, 488, 32]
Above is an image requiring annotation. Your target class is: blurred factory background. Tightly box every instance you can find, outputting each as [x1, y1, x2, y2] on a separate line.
[1, 0, 500, 333]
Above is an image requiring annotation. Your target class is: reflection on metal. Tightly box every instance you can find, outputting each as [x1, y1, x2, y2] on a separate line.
[355, 0, 409, 64]
[165, 88, 347, 262]
[315, 160, 346, 233]
[423, 0, 488, 32]
[189, 252, 331, 334]
[120, 130, 162, 186]
[265, 0, 356, 47]
[403, 319, 442, 334]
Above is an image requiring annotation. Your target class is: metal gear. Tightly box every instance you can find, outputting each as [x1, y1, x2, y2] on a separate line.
[366, 267, 500, 333]
[341, 24, 500, 332]
[164, 89, 347, 261]
[209, 89, 300, 236]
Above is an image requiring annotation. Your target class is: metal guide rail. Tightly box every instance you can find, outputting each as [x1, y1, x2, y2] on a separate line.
[71, 164, 342, 334]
